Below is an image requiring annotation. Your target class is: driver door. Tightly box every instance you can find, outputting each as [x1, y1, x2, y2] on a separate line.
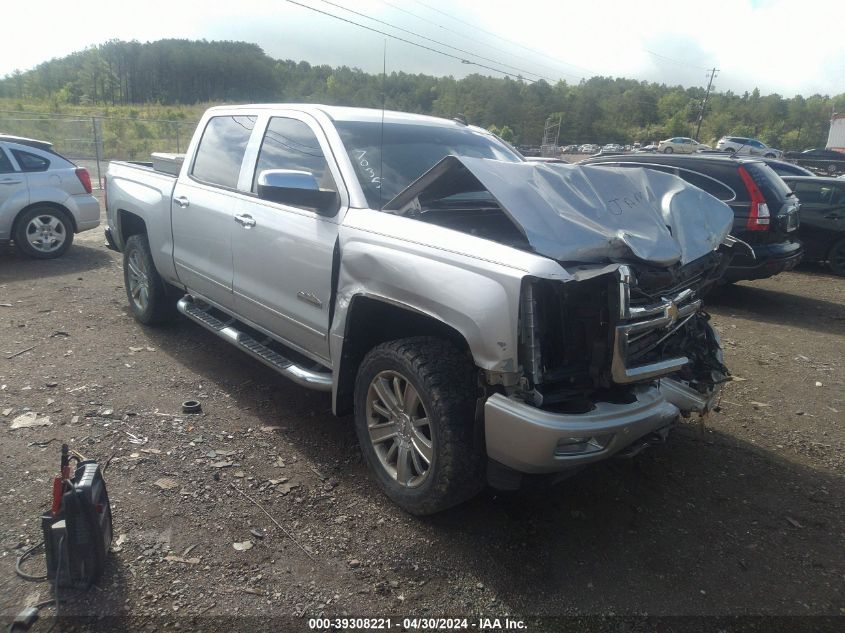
[231, 113, 347, 365]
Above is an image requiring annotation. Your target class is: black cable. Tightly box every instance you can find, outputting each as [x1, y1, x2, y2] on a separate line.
[411, 0, 598, 76]
[15, 542, 47, 581]
[281, 0, 535, 82]
[380, 0, 585, 80]
[317, 0, 557, 83]
[8, 539, 69, 633]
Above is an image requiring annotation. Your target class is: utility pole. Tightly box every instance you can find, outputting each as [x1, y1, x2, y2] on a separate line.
[695, 67, 719, 141]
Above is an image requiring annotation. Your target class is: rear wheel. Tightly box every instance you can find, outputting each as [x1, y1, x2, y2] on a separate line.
[828, 238, 845, 276]
[353, 337, 484, 515]
[828, 163, 838, 175]
[123, 233, 176, 324]
[14, 206, 74, 259]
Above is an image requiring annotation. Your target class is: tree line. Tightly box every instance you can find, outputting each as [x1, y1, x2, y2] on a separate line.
[1, 38, 843, 150]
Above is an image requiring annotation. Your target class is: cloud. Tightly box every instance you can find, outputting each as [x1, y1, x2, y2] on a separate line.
[1, 0, 841, 97]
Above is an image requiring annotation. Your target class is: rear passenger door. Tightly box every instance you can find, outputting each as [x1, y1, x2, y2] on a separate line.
[171, 113, 258, 309]
[231, 113, 347, 365]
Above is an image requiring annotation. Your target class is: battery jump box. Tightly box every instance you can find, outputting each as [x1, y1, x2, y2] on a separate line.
[41, 452, 113, 589]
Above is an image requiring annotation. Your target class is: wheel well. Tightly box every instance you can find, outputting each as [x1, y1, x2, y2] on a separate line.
[11, 202, 76, 239]
[334, 296, 472, 416]
[117, 209, 147, 243]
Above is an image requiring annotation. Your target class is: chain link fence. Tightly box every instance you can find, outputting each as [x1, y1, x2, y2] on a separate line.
[0, 112, 198, 189]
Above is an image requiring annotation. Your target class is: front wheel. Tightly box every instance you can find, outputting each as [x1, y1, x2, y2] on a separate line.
[663, 146, 674, 154]
[353, 337, 484, 515]
[14, 206, 74, 259]
[828, 238, 845, 276]
[828, 163, 838, 175]
[123, 233, 176, 324]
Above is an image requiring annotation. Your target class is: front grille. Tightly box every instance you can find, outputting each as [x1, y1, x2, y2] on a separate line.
[611, 265, 701, 384]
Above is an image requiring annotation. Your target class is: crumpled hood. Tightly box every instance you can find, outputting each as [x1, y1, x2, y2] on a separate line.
[385, 156, 735, 267]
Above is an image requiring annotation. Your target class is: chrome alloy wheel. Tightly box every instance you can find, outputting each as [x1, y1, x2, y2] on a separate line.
[25, 214, 67, 254]
[365, 370, 433, 488]
[126, 249, 151, 312]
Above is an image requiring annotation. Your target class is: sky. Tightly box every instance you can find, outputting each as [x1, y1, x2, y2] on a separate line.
[1, 0, 842, 97]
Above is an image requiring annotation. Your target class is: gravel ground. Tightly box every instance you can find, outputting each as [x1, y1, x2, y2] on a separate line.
[1, 212, 843, 632]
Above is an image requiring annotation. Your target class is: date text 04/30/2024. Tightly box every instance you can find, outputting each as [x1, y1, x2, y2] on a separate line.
[307, 617, 528, 630]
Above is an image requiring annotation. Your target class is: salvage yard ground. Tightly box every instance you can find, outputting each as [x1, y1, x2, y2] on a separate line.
[1, 206, 843, 631]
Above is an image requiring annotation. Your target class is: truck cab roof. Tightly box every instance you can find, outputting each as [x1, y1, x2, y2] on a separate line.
[207, 104, 481, 131]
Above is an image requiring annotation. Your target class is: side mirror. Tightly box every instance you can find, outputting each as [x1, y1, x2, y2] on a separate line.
[256, 169, 339, 214]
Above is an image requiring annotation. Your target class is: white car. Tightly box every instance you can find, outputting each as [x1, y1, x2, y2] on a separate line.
[658, 137, 710, 154]
[0, 135, 100, 258]
[717, 136, 783, 158]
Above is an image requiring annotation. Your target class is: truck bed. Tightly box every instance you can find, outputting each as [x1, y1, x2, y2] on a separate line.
[105, 160, 180, 281]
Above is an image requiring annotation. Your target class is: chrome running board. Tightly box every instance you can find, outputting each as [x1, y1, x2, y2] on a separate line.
[176, 296, 332, 392]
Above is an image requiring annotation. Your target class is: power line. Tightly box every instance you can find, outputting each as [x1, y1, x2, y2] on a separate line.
[410, 0, 599, 77]
[317, 0, 558, 83]
[378, 0, 584, 81]
[412, 0, 713, 78]
[281, 0, 537, 82]
[642, 48, 710, 72]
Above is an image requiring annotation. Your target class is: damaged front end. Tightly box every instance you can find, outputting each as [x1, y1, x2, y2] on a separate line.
[516, 257, 728, 418]
[486, 259, 728, 479]
[383, 156, 737, 477]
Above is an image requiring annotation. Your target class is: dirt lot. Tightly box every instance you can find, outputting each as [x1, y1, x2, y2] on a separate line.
[1, 214, 843, 632]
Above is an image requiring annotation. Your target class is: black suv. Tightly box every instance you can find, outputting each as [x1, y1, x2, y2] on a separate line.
[581, 154, 802, 282]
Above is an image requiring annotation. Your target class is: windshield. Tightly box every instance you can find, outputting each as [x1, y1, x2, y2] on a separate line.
[334, 120, 523, 208]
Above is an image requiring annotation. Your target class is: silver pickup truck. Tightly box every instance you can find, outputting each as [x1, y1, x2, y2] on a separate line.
[105, 104, 740, 514]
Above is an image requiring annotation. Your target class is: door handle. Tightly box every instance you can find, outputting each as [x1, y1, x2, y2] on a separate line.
[173, 196, 190, 208]
[0, 178, 23, 185]
[234, 213, 256, 228]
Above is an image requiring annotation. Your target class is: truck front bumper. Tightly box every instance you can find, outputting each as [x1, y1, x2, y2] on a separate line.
[484, 385, 680, 474]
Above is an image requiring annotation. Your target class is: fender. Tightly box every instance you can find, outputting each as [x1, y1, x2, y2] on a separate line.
[331, 208, 574, 383]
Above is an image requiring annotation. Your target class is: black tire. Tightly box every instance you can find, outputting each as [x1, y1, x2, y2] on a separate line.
[663, 146, 674, 154]
[353, 337, 484, 515]
[123, 233, 176, 324]
[828, 238, 845, 276]
[764, 153, 776, 158]
[828, 164, 837, 175]
[13, 206, 74, 259]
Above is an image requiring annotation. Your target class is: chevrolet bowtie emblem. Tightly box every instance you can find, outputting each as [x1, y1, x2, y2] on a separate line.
[666, 301, 679, 325]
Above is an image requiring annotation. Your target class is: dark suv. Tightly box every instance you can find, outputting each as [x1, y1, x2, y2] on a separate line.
[581, 154, 802, 282]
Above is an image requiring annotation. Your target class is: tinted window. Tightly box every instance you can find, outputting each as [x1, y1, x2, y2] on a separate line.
[12, 149, 49, 172]
[335, 120, 522, 208]
[790, 181, 833, 205]
[744, 163, 793, 201]
[192, 115, 256, 189]
[252, 117, 335, 196]
[0, 148, 13, 173]
[677, 169, 736, 201]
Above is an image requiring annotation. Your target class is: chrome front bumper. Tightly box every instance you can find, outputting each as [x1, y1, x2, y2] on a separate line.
[484, 385, 680, 474]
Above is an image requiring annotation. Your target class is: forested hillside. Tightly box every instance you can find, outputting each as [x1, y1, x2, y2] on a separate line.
[1, 38, 842, 149]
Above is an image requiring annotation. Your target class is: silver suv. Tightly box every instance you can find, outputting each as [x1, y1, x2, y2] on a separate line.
[0, 135, 100, 258]
[717, 136, 783, 158]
